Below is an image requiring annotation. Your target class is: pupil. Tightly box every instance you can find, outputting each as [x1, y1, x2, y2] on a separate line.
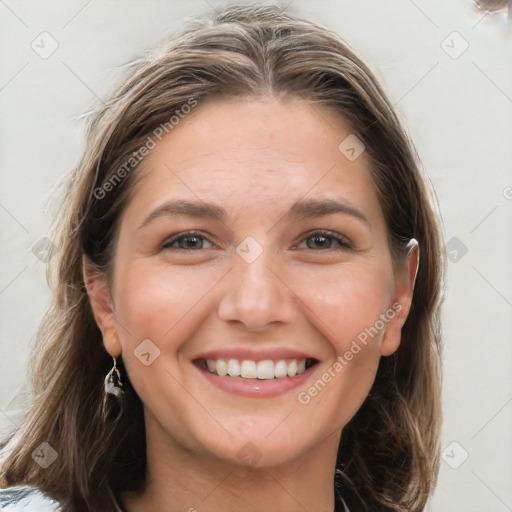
[310, 235, 330, 249]
[183, 236, 201, 249]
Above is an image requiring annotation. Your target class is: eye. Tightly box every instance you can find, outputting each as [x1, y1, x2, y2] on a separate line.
[295, 230, 353, 251]
[161, 231, 216, 251]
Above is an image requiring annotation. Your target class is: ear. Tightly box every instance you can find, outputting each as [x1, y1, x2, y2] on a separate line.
[82, 255, 122, 358]
[380, 240, 420, 357]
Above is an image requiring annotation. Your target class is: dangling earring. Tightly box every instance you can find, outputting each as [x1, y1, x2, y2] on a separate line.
[102, 356, 125, 423]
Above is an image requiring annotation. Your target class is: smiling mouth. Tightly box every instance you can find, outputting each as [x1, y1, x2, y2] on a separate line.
[195, 358, 318, 380]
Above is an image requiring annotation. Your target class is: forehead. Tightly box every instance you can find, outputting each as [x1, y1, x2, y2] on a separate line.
[122, 96, 385, 230]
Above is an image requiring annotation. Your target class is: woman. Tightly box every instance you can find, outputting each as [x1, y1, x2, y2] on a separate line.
[0, 4, 444, 511]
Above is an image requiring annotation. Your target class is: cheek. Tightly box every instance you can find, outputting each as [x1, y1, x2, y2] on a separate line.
[111, 261, 219, 406]
[293, 264, 393, 426]
[112, 260, 221, 348]
[296, 261, 393, 354]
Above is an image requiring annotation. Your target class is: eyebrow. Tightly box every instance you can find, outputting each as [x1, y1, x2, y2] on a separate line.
[285, 198, 371, 228]
[137, 198, 371, 232]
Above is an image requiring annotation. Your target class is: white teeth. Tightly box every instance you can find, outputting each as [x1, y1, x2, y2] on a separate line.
[274, 360, 288, 378]
[217, 359, 228, 376]
[227, 358, 241, 377]
[257, 360, 274, 380]
[202, 358, 311, 379]
[241, 360, 257, 379]
[287, 360, 297, 377]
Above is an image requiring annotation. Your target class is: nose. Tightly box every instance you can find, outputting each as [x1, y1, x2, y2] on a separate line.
[217, 249, 297, 332]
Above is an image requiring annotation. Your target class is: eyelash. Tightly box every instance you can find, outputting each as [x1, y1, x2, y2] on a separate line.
[161, 230, 353, 252]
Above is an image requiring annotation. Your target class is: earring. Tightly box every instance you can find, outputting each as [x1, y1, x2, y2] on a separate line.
[102, 356, 125, 423]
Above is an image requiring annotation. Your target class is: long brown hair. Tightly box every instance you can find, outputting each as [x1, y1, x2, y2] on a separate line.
[0, 5, 445, 511]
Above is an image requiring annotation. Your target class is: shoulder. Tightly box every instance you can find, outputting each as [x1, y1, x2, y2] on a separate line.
[0, 486, 61, 511]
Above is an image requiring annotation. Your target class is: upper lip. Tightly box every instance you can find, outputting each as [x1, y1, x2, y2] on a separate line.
[193, 347, 319, 362]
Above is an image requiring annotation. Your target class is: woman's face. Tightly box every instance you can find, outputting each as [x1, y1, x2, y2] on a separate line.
[89, 96, 417, 468]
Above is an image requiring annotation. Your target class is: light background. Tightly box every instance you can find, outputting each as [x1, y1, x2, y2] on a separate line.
[0, 1, 511, 510]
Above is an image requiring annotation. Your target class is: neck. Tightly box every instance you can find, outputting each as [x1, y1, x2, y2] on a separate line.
[120, 416, 341, 512]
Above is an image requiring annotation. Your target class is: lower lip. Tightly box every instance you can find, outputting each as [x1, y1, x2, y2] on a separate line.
[194, 362, 319, 398]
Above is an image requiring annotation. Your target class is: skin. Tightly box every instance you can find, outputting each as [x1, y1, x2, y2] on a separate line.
[84, 96, 419, 512]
